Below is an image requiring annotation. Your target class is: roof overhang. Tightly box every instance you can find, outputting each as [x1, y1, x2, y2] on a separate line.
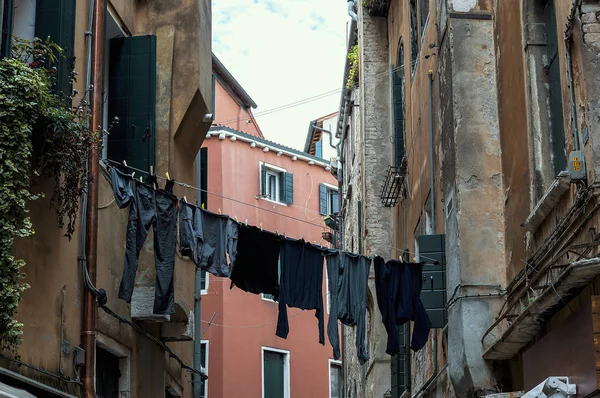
[212, 54, 257, 109]
[482, 257, 600, 360]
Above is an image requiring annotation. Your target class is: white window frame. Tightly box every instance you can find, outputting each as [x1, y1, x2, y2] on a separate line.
[261, 347, 291, 398]
[261, 293, 276, 302]
[201, 272, 209, 295]
[322, 183, 339, 215]
[259, 162, 288, 206]
[328, 359, 343, 398]
[96, 333, 131, 398]
[201, 340, 209, 398]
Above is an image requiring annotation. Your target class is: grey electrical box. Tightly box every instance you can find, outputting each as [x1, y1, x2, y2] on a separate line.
[73, 346, 85, 367]
[567, 151, 586, 181]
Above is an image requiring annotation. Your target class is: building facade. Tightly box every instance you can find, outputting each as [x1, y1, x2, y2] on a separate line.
[337, 0, 600, 397]
[0, 0, 212, 397]
[199, 59, 343, 397]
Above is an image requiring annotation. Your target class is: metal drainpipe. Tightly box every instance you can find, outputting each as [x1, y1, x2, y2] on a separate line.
[565, 39, 580, 151]
[194, 154, 203, 397]
[311, 123, 337, 150]
[82, 0, 104, 396]
[410, 71, 438, 398]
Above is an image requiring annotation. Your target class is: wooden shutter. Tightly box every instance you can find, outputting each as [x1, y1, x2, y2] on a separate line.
[545, 0, 566, 174]
[392, 55, 406, 167]
[200, 147, 208, 208]
[283, 172, 294, 204]
[107, 35, 157, 173]
[1, 0, 14, 58]
[35, 0, 77, 100]
[418, 234, 447, 328]
[263, 351, 284, 398]
[319, 183, 328, 215]
[261, 164, 267, 196]
[315, 140, 323, 158]
[391, 323, 410, 398]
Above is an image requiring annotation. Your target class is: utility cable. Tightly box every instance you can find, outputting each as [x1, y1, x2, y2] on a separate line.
[0, 353, 82, 385]
[215, 53, 437, 127]
[104, 159, 441, 263]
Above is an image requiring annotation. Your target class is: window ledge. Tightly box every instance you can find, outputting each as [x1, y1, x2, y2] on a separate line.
[260, 197, 288, 207]
[522, 171, 570, 232]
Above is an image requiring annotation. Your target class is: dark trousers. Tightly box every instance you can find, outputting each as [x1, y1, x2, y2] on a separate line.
[118, 183, 177, 314]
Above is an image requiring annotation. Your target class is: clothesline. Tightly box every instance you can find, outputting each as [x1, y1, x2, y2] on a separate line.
[199, 310, 306, 329]
[104, 159, 440, 264]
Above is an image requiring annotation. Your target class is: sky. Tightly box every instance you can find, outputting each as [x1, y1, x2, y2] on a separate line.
[212, 0, 350, 150]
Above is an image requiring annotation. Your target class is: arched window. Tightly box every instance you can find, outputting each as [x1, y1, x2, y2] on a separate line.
[392, 40, 407, 167]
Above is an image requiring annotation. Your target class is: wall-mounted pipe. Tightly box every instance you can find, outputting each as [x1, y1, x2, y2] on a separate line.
[565, 40, 580, 151]
[347, 0, 358, 21]
[310, 123, 337, 150]
[428, 71, 436, 230]
[82, 0, 104, 396]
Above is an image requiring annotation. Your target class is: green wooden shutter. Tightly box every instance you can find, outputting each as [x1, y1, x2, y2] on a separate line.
[545, 0, 566, 174]
[260, 164, 267, 196]
[283, 172, 294, 204]
[200, 147, 208, 208]
[418, 234, 447, 328]
[107, 35, 157, 173]
[35, 0, 77, 100]
[315, 140, 323, 158]
[393, 50, 406, 167]
[391, 323, 410, 398]
[264, 351, 284, 398]
[319, 183, 328, 215]
[1, 0, 14, 58]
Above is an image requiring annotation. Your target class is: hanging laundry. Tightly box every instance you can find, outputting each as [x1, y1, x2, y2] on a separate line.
[178, 200, 198, 260]
[110, 167, 134, 208]
[276, 238, 325, 344]
[229, 224, 280, 299]
[373, 257, 431, 354]
[197, 209, 238, 277]
[118, 180, 177, 315]
[326, 251, 371, 365]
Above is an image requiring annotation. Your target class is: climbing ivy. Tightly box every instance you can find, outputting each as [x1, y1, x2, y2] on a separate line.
[0, 38, 98, 351]
[346, 44, 359, 89]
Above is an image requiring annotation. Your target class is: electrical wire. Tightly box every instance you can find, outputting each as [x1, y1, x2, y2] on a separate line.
[103, 159, 441, 263]
[98, 198, 115, 209]
[199, 310, 305, 329]
[304, 172, 318, 221]
[215, 52, 437, 128]
[0, 353, 82, 385]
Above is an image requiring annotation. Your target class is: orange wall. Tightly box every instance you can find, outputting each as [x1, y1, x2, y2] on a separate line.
[201, 134, 339, 397]
[213, 80, 262, 137]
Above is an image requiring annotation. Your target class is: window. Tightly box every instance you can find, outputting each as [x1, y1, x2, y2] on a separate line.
[105, 28, 157, 174]
[392, 40, 406, 166]
[96, 335, 131, 398]
[329, 361, 343, 398]
[262, 258, 281, 302]
[2, 0, 76, 96]
[200, 341, 209, 398]
[262, 348, 290, 398]
[419, 0, 429, 40]
[319, 184, 339, 216]
[260, 163, 293, 205]
[409, 0, 418, 76]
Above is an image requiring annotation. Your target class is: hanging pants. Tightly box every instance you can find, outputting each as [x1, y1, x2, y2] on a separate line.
[118, 182, 177, 314]
[326, 252, 371, 365]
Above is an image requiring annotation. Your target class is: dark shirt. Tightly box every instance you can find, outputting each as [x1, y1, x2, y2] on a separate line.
[374, 257, 431, 354]
[229, 225, 280, 299]
[276, 238, 325, 344]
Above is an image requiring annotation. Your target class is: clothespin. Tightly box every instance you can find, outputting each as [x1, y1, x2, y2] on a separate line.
[319, 237, 323, 246]
[184, 196, 188, 203]
[218, 208, 222, 215]
[150, 165, 154, 175]
[260, 223, 263, 231]
[139, 176, 143, 183]
[244, 219, 248, 226]
[131, 172, 135, 179]
[201, 203, 205, 209]
[234, 215, 239, 223]
[275, 230, 279, 236]
[367, 249, 371, 257]
[123, 160, 128, 167]
[166, 171, 170, 180]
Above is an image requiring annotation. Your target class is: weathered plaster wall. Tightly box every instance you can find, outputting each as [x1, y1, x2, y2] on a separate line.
[8, 1, 212, 397]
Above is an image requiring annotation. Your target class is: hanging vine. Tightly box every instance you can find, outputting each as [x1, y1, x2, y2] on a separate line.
[346, 44, 359, 89]
[0, 37, 98, 351]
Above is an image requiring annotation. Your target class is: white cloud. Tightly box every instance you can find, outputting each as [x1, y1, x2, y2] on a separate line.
[213, 0, 350, 150]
